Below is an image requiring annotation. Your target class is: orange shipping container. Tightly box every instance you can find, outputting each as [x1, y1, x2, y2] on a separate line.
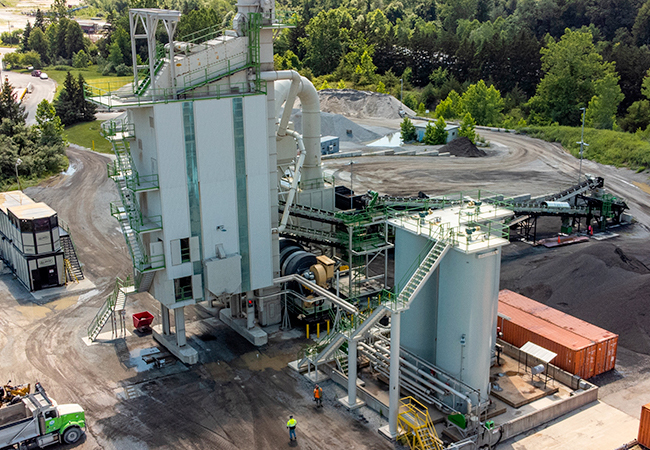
[498, 292, 618, 378]
[639, 403, 650, 448]
[498, 302, 596, 378]
[499, 290, 618, 373]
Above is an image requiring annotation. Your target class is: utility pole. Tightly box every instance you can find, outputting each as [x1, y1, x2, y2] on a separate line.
[576, 107, 589, 184]
[400, 78, 403, 109]
[15, 158, 22, 191]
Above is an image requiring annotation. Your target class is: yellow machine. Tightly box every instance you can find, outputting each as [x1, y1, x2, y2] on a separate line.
[397, 397, 444, 450]
[2, 382, 31, 401]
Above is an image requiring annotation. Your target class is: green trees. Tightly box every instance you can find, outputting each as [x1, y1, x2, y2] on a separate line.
[54, 72, 96, 126]
[528, 29, 617, 126]
[28, 27, 48, 64]
[0, 81, 66, 186]
[35, 100, 65, 146]
[400, 117, 417, 142]
[0, 79, 27, 125]
[301, 8, 354, 76]
[176, 8, 221, 39]
[435, 90, 462, 120]
[423, 118, 448, 145]
[585, 72, 624, 129]
[458, 113, 477, 143]
[460, 80, 504, 126]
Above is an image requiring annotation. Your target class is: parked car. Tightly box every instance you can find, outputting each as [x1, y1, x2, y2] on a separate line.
[39, 73, 48, 80]
[31, 70, 41, 77]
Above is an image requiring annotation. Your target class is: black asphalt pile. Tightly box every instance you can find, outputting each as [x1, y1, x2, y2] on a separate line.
[439, 137, 487, 157]
[500, 236, 650, 356]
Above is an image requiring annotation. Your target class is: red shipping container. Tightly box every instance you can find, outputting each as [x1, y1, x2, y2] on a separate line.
[640, 403, 650, 448]
[498, 290, 619, 379]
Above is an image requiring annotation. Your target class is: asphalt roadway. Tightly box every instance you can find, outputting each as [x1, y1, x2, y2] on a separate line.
[2, 68, 57, 124]
[1, 127, 650, 448]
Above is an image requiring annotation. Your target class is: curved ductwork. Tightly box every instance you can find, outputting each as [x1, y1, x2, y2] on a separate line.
[259, 70, 323, 186]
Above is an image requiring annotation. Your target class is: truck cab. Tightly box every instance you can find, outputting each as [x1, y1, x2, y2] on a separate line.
[0, 383, 85, 448]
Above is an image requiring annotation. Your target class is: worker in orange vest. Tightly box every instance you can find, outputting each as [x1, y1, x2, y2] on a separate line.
[313, 384, 323, 407]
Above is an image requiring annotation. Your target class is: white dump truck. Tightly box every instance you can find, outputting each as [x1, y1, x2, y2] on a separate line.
[0, 383, 85, 449]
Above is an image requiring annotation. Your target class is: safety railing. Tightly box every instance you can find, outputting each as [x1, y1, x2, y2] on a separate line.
[178, 23, 227, 45]
[100, 117, 135, 138]
[85, 80, 265, 108]
[180, 53, 249, 91]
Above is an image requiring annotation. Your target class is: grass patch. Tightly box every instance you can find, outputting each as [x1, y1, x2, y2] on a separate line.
[36, 65, 132, 95]
[521, 126, 650, 170]
[65, 120, 112, 153]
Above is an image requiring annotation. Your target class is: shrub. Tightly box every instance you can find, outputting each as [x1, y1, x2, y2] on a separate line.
[115, 63, 130, 76]
[521, 126, 650, 169]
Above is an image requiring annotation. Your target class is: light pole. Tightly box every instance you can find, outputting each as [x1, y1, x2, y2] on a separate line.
[15, 158, 22, 191]
[576, 107, 589, 184]
[348, 160, 355, 209]
[400, 78, 403, 109]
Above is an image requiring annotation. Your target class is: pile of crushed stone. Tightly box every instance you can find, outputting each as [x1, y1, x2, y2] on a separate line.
[291, 110, 381, 143]
[438, 137, 487, 157]
[317, 89, 416, 119]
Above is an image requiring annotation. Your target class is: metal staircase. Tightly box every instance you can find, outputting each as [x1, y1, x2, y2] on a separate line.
[103, 121, 165, 283]
[389, 238, 451, 312]
[397, 397, 444, 450]
[60, 234, 84, 281]
[87, 277, 134, 341]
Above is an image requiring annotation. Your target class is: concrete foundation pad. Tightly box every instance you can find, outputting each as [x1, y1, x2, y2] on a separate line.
[288, 359, 307, 373]
[338, 395, 365, 410]
[152, 325, 198, 365]
[32, 277, 96, 301]
[378, 425, 397, 441]
[82, 329, 132, 346]
[304, 370, 329, 383]
[219, 308, 268, 346]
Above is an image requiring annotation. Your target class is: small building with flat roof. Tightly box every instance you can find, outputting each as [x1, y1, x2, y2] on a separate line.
[0, 191, 65, 291]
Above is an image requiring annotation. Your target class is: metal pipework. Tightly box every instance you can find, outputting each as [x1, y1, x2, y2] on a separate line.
[259, 70, 323, 186]
[276, 129, 305, 233]
[273, 274, 358, 314]
[372, 341, 474, 415]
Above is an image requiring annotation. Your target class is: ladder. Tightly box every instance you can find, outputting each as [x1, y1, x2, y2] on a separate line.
[87, 278, 134, 341]
[397, 396, 444, 450]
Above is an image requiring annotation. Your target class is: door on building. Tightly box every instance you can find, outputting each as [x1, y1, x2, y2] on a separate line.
[31, 266, 59, 290]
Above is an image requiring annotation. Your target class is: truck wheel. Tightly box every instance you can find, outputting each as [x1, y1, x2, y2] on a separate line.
[63, 426, 83, 444]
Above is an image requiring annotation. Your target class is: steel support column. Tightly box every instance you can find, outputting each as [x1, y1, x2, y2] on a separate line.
[389, 310, 401, 437]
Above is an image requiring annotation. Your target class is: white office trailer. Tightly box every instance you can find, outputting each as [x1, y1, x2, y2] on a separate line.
[89, 3, 330, 363]
[0, 191, 65, 291]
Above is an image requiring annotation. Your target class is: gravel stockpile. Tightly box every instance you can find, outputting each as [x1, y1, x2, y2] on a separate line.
[438, 137, 487, 157]
[291, 111, 381, 143]
[318, 89, 416, 119]
[501, 234, 650, 356]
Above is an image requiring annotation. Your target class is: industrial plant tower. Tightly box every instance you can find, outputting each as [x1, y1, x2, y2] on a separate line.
[88, 2, 330, 362]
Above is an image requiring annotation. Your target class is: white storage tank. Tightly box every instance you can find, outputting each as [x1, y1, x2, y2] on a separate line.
[391, 202, 512, 412]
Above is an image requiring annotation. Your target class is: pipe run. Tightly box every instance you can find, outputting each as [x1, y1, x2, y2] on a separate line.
[275, 129, 305, 233]
[258, 70, 323, 187]
[372, 341, 474, 415]
[273, 274, 358, 315]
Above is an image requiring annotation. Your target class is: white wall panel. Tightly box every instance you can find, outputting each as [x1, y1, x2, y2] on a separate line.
[153, 103, 191, 281]
[194, 99, 239, 261]
[243, 95, 273, 290]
